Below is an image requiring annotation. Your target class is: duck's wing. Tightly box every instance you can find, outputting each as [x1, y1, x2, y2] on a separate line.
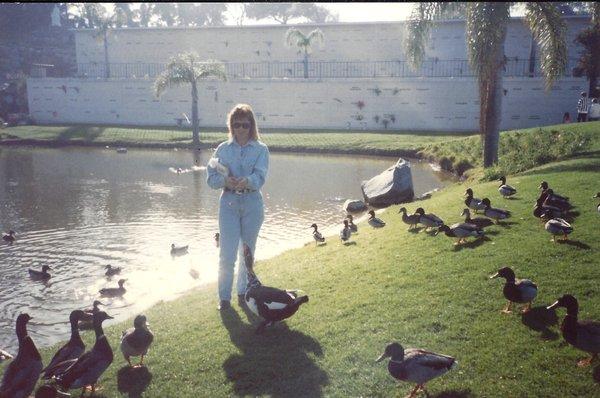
[576, 320, 600, 352]
[402, 349, 456, 382]
[0, 357, 42, 397]
[426, 213, 443, 223]
[122, 329, 153, 356]
[253, 285, 295, 309]
[56, 348, 110, 389]
[314, 231, 324, 240]
[42, 341, 85, 378]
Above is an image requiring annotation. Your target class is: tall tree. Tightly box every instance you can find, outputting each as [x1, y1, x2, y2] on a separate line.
[574, 3, 600, 97]
[154, 53, 227, 147]
[175, 3, 227, 27]
[136, 3, 155, 27]
[113, 3, 137, 27]
[285, 28, 324, 78]
[155, 3, 177, 27]
[405, 3, 567, 167]
[245, 3, 336, 24]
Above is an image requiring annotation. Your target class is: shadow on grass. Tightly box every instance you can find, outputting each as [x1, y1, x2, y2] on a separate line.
[521, 306, 559, 340]
[522, 158, 600, 175]
[220, 308, 328, 397]
[431, 389, 475, 398]
[343, 241, 357, 246]
[57, 126, 105, 142]
[452, 237, 488, 252]
[117, 365, 153, 398]
[494, 221, 518, 229]
[556, 239, 591, 250]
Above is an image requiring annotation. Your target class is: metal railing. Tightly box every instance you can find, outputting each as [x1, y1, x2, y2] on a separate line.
[33, 58, 581, 80]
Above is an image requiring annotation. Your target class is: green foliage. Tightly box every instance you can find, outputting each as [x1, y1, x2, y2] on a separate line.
[245, 3, 337, 24]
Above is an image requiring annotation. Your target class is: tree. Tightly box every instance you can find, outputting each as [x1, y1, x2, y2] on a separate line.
[113, 3, 137, 27]
[405, 3, 567, 167]
[175, 3, 228, 27]
[285, 28, 324, 78]
[136, 3, 155, 27]
[574, 3, 600, 97]
[245, 3, 337, 25]
[155, 3, 177, 27]
[154, 53, 227, 147]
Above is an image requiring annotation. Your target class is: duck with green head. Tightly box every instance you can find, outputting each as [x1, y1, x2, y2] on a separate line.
[490, 267, 537, 314]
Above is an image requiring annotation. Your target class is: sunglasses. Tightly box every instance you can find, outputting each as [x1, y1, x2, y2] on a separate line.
[233, 122, 251, 129]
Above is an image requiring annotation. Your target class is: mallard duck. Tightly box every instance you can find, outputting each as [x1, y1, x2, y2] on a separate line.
[0, 314, 42, 398]
[99, 279, 127, 297]
[376, 342, 457, 398]
[415, 207, 443, 231]
[593, 192, 600, 213]
[120, 314, 154, 367]
[104, 264, 121, 277]
[2, 230, 15, 242]
[460, 208, 493, 229]
[464, 188, 485, 213]
[368, 210, 386, 228]
[214, 232, 220, 248]
[170, 243, 189, 254]
[55, 311, 114, 395]
[28, 265, 51, 280]
[42, 310, 86, 379]
[481, 198, 511, 223]
[544, 218, 573, 242]
[310, 223, 326, 245]
[399, 207, 420, 230]
[539, 188, 572, 211]
[498, 176, 517, 198]
[79, 300, 104, 329]
[539, 181, 570, 202]
[490, 267, 537, 314]
[533, 198, 564, 221]
[0, 349, 12, 361]
[346, 214, 358, 233]
[243, 244, 309, 334]
[436, 223, 484, 245]
[340, 220, 352, 243]
[547, 294, 600, 367]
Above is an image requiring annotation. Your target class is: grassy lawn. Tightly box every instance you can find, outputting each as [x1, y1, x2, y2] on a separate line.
[3, 156, 599, 397]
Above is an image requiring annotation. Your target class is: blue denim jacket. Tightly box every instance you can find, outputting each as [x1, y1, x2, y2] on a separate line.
[206, 138, 269, 191]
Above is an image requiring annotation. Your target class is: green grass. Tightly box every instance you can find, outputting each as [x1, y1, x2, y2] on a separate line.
[419, 121, 600, 178]
[3, 156, 600, 397]
[0, 125, 474, 156]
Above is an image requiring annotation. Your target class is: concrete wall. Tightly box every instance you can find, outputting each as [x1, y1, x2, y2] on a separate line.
[27, 76, 587, 131]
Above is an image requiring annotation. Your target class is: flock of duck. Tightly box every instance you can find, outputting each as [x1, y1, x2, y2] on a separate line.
[2, 176, 599, 397]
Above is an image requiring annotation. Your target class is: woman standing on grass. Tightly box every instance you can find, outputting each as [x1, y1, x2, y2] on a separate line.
[206, 104, 269, 311]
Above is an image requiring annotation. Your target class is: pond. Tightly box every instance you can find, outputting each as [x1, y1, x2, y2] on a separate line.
[0, 146, 453, 351]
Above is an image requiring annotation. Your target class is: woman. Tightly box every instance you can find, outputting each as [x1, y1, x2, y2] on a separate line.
[207, 104, 269, 311]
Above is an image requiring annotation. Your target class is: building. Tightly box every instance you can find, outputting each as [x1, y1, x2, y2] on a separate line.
[27, 16, 590, 131]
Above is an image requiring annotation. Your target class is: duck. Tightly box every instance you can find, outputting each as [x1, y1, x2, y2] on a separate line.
[398, 207, 420, 230]
[2, 229, 15, 242]
[34, 384, 71, 398]
[547, 294, 600, 367]
[539, 188, 572, 211]
[79, 300, 104, 330]
[0, 313, 43, 398]
[498, 176, 517, 198]
[460, 208, 493, 229]
[436, 223, 484, 245]
[28, 265, 52, 280]
[464, 188, 485, 213]
[41, 310, 86, 379]
[533, 198, 564, 221]
[367, 210, 386, 228]
[346, 214, 358, 233]
[170, 243, 189, 255]
[490, 267, 537, 314]
[120, 314, 154, 367]
[214, 232, 220, 248]
[0, 349, 12, 362]
[310, 223, 326, 245]
[414, 207, 443, 231]
[243, 244, 309, 334]
[99, 279, 127, 297]
[593, 192, 600, 213]
[481, 198, 511, 223]
[104, 264, 121, 277]
[55, 311, 114, 396]
[545, 218, 573, 242]
[340, 220, 352, 243]
[539, 181, 570, 202]
[376, 342, 457, 398]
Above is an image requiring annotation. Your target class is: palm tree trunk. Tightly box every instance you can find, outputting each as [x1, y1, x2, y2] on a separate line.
[303, 50, 308, 79]
[103, 30, 110, 79]
[191, 81, 200, 147]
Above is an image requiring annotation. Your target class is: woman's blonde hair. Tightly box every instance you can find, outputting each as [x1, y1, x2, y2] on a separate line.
[227, 103, 260, 141]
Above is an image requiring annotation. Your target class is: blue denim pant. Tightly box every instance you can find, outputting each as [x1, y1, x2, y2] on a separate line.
[218, 191, 264, 301]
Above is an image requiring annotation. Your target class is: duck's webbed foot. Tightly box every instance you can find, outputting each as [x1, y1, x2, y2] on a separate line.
[501, 302, 513, 314]
[577, 355, 596, 367]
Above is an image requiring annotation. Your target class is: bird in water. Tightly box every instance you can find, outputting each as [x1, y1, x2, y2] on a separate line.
[310, 223, 326, 245]
[99, 279, 127, 297]
[214, 232, 220, 248]
[2, 230, 15, 242]
[104, 264, 121, 277]
[120, 314, 154, 367]
[171, 243, 189, 255]
[28, 265, 52, 281]
[79, 300, 104, 330]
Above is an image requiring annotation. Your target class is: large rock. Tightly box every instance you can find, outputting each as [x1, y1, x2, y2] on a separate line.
[361, 158, 414, 207]
[343, 199, 368, 213]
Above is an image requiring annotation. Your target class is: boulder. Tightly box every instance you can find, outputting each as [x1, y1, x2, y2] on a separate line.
[361, 158, 414, 207]
[343, 199, 368, 213]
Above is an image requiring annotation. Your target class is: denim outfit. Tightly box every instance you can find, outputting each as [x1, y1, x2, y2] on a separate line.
[206, 138, 269, 301]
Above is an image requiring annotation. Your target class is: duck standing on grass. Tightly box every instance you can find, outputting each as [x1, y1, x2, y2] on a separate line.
[120, 315, 154, 367]
[533, 198, 564, 221]
[340, 220, 352, 243]
[243, 244, 309, 334]
[490, 267, 537, 314]
[460, 208, 493, 229]
[547, 294, 600, 367]
[415, 208, 443, 231]
[2, 229, 15, 242]
[368, 210, 386, 228]
[539, 181, 570, 202]
[399, 207, 420, 230]
[498, 176, 517, 198]
[464, 188, 485, 213]
[376, 342, 457, 398]
[346, 214, 358, 233]
[540, 188, 572, 211]
[481, 198, 511, 223]
[544, 218, 573, 242]
[594, 192, 600, 213]
[99, 279, 127, 297]
[436, 223, 484, 245]
[310, 223, 326, 245]
[0, 314, 43, 398]
[41, 310, 86, 380]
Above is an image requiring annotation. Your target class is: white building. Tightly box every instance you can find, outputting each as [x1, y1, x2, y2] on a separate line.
[27, 17, 590, 131]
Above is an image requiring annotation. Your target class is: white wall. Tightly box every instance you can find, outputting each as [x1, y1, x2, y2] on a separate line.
[27, 76, 587, 131]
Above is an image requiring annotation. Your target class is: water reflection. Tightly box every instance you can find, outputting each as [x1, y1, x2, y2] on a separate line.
[0, 146, 452, 351]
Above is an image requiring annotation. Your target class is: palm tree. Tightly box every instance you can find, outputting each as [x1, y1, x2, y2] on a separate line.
[405, 3, 567, 167]
[574, 3, 600, 97]
[285, 28, 324, 78]
[154, 53, 227, 147]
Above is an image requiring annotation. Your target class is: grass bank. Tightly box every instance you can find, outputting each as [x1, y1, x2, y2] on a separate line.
[419, 121, 600, 179]
[3, 156, 599, 397]
[0, 125, 474, 157]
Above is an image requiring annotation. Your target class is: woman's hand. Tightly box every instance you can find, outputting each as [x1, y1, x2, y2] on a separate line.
[225, 176, 240, 189]
[233, 177, 248, 190]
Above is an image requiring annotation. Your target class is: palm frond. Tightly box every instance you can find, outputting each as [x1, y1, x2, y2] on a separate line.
[591, 2, 600, 25]
[306, 29, 324, 47]
[524, 3, 567, 90]
[154, 53, 226, 97]
[285, 28, 306, 47]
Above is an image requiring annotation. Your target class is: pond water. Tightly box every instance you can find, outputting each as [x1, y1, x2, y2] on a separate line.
[0, 146, 453, 351]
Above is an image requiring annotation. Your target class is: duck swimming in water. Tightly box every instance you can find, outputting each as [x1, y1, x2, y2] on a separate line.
[79, 300, 104, 330]
[310, 223, 326, 245]
[28, 265, 51, 280]
[243, 244, 309, 334]
[170, 243, 189, 255]
[2, 230, 15, 242]
[104, 264, 121, 277]
[490, 267, 537, 314]
[120, 314, 154, 367]
[376, 342, 457, 398]
[367, 210, 386, 228]
[498, 176, 517, 198]
[42, 310, 86, 379]
[0, 313, 43, 398]
[99, 279, 127, 297]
